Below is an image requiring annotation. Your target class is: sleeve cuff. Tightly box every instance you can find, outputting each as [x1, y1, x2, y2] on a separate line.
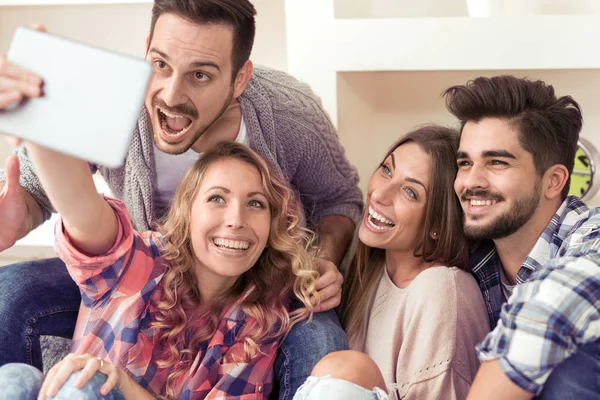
[316, 203, 363, 227]
[477, 344, 544, 395]
[54, 197, 134, 271]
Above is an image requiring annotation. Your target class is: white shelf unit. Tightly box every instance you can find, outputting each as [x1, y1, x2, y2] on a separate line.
[286, 0, 600, 124]
[284, 0, 600, 206]
[0, 0, 150, 5]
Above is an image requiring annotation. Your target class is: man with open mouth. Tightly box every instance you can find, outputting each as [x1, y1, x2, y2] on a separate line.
[0, 1, 363, 398]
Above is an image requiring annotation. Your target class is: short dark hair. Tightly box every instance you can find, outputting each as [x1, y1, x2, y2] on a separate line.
[443, 76, 583, 199]
[149, 0, 256, 79]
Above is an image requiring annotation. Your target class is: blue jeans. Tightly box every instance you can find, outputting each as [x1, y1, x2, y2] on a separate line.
[0, 258, 80, 370]
[536, 341, 600, 400]
[0, 363, 125, 399]
[0, 258, 348, 399]
[273, 306, 349, 399]
[293, 376, 388, 400]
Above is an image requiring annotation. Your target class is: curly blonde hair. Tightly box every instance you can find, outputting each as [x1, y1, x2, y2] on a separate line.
[149, 142, 319, 399]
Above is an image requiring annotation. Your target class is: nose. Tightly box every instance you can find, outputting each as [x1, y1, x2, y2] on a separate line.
[458, 163, 489, 193]
[161, 74, 187, 106]
[370, 181, 396, 206]
[225, 203, 246, 230]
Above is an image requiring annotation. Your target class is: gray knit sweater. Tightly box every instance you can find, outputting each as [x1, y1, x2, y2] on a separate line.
[1, 66, 363, 231]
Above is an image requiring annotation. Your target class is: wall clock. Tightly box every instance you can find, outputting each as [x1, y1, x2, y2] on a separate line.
[570, 137, 600, 200]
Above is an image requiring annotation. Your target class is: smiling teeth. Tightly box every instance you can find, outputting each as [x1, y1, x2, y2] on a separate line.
[470, 199, 498, 206]
[159, 108, 186, 119]
[213, 238, 250, 250]
[368, 207, 395, 226]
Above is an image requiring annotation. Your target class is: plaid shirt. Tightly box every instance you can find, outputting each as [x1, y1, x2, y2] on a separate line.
[56, 198, 277, 399]
[471, 196, 600, 394]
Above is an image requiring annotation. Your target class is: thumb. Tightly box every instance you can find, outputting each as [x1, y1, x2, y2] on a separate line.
[32, 24, 47, 33]
[3, 155, 22, 196]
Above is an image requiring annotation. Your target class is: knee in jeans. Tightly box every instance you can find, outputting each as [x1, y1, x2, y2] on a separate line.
[0, 362, 43, 380]
[51, 370, 109, 400]
[0, 363, 44, 399]
[311, 351, 386, 391]
[290, 312, 348, 357]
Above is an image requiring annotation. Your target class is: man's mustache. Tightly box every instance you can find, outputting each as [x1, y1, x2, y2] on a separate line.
[152, 98, 198, 119]
[461, 189, 504, 202]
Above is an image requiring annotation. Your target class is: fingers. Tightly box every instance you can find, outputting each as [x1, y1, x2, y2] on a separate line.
[38, 354, 116, 400]
[38, 357, 62, 400]
[32, 24, 47, 33]
[0, 76, 42, 98]
[0, 54, 43, 110]
[314, 259, 340, 290]
[3, 155, 21, 195]
[41, 355, 83, 399]
[315, 292, 342, 313]
[311, 259, 343, 312]
[100, 366, 121, 396]
[314, 269, 337, 291]
[4, 135, 23, 147]
[0, 90, 23, 110]
[313, 282, 342, 312]
[0, 56, 42, 86]
[72, 357, 103, 390]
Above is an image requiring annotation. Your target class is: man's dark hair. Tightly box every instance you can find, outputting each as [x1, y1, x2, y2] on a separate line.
[443, 75, 583, 199]
[149, 0, 256, 79]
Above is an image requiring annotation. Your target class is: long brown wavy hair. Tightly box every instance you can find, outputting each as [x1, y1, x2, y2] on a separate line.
[340, 125, 470, 349]
[149, 142, 319, 399]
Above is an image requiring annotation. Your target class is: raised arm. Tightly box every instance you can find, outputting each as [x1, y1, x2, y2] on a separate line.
[0, 51, 48, 251]
[0, 155, 45, 250]
[25, 143, 117, 255]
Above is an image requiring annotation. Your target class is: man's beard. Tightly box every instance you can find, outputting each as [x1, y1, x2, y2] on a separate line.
[151, 85, 235, 155]
[463, 181, 541, 241]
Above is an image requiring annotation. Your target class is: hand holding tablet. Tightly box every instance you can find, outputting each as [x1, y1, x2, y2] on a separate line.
[0, 27, 152, 168]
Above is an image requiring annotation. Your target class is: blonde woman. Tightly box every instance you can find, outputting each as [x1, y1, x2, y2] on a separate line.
[0, 142, 318, 400]
[294, 126, 490, 400]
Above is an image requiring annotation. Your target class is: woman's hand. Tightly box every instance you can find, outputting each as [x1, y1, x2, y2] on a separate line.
[38, 353, 124, 400]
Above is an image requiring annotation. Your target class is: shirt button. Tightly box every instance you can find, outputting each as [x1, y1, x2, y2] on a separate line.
[258, 385, 264, 393]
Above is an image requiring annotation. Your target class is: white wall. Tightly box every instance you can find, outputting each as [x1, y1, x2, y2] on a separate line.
[335, 0, 600, 18]
[0, 1, 287, 66]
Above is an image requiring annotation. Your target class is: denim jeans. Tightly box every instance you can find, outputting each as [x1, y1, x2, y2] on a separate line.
[0, 257, 349, 399]
[536, 341, 600, 400]
[0, 363, 125, 400]
[293, 376, 388, 400]
[0, 258, 80, 370]
[272, 307, 349, 400]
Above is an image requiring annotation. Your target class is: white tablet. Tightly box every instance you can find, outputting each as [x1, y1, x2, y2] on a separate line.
[0, 27, 152, 168]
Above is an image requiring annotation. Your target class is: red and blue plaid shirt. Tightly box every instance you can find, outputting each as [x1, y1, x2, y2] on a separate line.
[55, 197, 277, 399]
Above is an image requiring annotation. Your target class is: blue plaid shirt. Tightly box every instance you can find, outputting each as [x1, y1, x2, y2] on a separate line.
[470, 196, 600, 394]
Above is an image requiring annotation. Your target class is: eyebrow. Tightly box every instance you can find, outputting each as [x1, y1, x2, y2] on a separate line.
[204, 186, 266, 198]
[406, 177, 427, 193]
[390, 153, 396, 169]
[149, 48, 221, 71]
[456, 150, 516, 160]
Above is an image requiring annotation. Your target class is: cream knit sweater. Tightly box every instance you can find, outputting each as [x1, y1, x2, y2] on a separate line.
[364, 266, 490, 400]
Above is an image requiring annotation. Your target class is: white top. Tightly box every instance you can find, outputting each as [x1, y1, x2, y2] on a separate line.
[364, 266, 490, 400]
[154, 117, 249, 214]
[499, 267, 516, 299]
